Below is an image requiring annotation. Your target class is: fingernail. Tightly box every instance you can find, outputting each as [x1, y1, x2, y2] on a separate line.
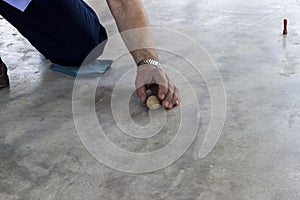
[165, 101, 169, 107]
[176, 100, 179, 105]
[160, 94, 165, 100]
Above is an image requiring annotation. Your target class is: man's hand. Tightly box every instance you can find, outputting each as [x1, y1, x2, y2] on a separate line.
[106, 0, 179, 109]
[135, 65, 180, 109]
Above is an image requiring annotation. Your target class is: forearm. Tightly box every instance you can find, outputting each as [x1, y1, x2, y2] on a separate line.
[106, 0, 158, 64]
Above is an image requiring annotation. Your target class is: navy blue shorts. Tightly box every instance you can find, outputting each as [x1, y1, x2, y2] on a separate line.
[0, 0, 108, 65]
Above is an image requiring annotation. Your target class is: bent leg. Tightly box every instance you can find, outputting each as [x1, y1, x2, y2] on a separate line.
[0, 0, 107, 66]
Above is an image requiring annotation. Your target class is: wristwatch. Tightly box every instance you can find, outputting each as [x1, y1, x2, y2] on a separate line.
[137, 58, 161, 69]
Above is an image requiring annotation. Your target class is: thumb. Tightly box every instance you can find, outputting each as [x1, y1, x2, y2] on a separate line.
[136, 85, 147, 103]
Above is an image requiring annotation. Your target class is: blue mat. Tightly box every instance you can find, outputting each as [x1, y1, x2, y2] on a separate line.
[50, 59, 113, 77]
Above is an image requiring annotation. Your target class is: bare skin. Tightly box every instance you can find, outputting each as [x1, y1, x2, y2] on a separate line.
[106, 0, 180, 109]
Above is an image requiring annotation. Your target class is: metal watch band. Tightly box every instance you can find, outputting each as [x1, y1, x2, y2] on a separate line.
[137, 59, 161, 69]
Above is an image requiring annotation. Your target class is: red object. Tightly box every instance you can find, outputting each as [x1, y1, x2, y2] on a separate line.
[283, 19, 288, 35]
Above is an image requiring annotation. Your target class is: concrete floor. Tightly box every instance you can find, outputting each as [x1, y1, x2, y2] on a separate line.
[1, 0, 300, 199]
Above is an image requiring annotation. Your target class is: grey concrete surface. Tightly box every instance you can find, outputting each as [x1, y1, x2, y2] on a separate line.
[1, 0, 300, 199]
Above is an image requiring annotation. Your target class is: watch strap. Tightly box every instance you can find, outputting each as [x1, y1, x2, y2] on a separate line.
[137, 59, 161, 69]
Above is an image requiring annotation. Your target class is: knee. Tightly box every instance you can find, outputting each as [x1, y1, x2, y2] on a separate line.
[72, 27, 108, 65]
[52, 26, 108, 66]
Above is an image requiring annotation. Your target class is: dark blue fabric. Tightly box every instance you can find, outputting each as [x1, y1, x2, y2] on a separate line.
[0, 0, 108, 66]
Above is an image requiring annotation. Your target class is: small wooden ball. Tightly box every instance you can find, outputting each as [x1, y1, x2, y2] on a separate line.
[146, 95, 161, 110]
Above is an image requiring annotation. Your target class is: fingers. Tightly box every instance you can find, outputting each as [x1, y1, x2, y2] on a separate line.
[163, 88, 180, 109]
[174, 87, 180, 106]
[135, 69, 148, 103]
[135, 65, 180, 109]
[151, 69, 180, 109]
[161, 78, 180, 109]
[155, 74, 169, 101]
[136, 85, 147, 103]
[158, 85, 168, 100]
[153, 70, 168, 100]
